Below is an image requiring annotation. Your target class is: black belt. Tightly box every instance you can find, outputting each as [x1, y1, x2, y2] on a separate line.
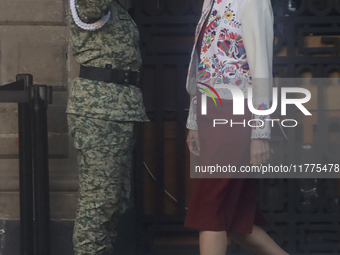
[79, 65, 141, 86]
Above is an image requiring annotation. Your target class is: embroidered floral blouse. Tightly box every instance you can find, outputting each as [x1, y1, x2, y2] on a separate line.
[186, 0, 274, 139]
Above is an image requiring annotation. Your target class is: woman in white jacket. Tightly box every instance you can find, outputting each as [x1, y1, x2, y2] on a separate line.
[185, 0, 289, 254]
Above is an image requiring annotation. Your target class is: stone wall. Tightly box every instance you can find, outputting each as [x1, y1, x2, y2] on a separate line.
[0, 0, 79, 222]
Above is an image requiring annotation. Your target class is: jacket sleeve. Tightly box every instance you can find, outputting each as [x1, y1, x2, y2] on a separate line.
[186, 96, 198, 130]
[76, 0, 114, 22]
[241, 0, 274, 139]
[185, 1, 210, 131]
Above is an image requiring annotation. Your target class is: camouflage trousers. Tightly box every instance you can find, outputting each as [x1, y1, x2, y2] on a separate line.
[67, 114, 135, 255]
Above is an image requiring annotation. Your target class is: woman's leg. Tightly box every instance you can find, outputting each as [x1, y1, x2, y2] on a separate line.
[227, 225, 289, 255]
[199, 231, 228, 255]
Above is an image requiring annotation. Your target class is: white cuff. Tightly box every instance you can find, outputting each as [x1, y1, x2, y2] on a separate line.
[186, 96, 198, 130]
[250, 97, 271, 139]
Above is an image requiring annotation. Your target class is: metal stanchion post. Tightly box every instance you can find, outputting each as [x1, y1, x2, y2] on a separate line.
[32, 85, 51, 255]
[17, 74, 34, 255]
[1, 75, 52, 255]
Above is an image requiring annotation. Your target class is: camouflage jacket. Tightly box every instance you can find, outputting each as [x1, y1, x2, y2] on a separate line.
[66, 0, 150, 122]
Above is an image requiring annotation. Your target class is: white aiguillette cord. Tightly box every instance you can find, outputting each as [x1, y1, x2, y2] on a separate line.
[70, 0, 111, 31]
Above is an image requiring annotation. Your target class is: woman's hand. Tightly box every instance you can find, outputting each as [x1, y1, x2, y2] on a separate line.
[186, 129, 200, 156]
[250, 139, 270, 166]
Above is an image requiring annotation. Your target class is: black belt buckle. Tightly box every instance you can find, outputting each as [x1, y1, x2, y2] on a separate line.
[116, 68, 141, 86]
[115, 69, 129, 85]
[124, 70, 130, 85]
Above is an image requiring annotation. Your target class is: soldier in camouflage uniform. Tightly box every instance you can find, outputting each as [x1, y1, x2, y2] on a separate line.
[66, 0, 149, 254]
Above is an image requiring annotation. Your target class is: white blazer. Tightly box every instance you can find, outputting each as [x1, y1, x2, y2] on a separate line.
[186, 0, 274, 139]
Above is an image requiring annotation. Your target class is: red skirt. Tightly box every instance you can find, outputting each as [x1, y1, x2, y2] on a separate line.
[184, 89, 267, 233]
